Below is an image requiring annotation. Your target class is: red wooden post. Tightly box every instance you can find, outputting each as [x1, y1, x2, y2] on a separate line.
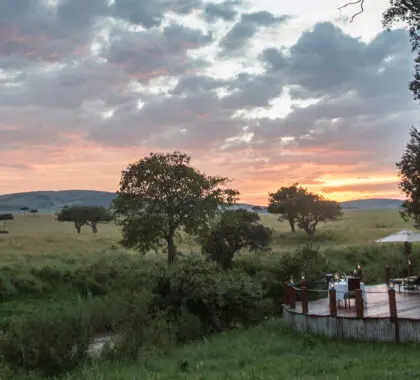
[388, 287, 400, 343]
[408, 260, 413, 277]
[289, 285, 296, 309]
[386, 264, 390, 285]
[355, 289, 364, 318]
[329, 288, 337, 317]
[301, 285, 308, 314]
[283, 284, 290, 306]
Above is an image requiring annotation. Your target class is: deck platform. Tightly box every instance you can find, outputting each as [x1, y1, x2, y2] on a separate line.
[302, 284, 420, 319]
[283, 284, 420, 343]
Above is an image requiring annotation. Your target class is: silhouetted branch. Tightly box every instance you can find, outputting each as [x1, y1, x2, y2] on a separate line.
[339, 0, 365, 22]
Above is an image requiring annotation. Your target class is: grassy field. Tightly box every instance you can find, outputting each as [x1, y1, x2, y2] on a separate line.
[7, 319, 420, 380]
[0, 209, 411, 264]
[1, 209, 420, 379]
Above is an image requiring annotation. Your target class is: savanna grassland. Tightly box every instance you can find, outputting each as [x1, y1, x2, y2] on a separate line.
[1, 209, 420, 380]
[0, 208, 411, 263]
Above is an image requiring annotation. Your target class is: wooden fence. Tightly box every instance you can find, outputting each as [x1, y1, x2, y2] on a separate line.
[282, 265, 420, 343]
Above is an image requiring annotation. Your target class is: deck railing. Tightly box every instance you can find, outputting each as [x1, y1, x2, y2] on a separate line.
[282, 263, 420, 343]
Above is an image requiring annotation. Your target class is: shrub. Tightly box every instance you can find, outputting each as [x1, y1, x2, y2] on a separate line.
[102, 294, 175, 361]
[151, 255, 264, 333]
[0, 307, 92, 376]
[172, 306, 205, 344]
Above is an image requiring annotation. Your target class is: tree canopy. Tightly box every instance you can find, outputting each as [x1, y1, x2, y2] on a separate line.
[294, 193, 342, 244]
[268, 184, 342, 242]
[340, 0, 420, 101]
[0, 213, 14, 232]
[396, 126, 420, 227]
[112, 151, 239, 265]
[267, 184, 308, 233]
[56, 206, 111, 233]
[382, 0, 420, 102]
[201, 209, 272, 269]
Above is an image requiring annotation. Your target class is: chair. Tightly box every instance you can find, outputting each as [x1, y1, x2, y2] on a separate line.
[404, 275, 420, 291]
[344, 277, 361, 308]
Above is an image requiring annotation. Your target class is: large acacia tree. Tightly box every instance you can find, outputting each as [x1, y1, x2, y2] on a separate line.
[112, 151, 239, 265]
[201, 209, 272, 269]
[56, 205, 111, 233]
[267, 184, 308, 233]
[295, 193, 342, 245]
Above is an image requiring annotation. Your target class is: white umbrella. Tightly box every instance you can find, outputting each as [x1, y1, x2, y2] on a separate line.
[375, 229, 420, 243]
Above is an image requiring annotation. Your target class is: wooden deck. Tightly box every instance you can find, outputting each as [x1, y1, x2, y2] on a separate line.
[296, 284, 420, 319]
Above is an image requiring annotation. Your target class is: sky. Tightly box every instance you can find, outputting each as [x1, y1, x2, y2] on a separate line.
[0, 0, 419, 205]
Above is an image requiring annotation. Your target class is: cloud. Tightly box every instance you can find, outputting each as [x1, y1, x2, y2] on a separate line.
[321, 182, 399, 194]
[218, 11, 290, 56]
[203, 0, 240, 22]
[0, 0, 418, 202]
[113, 0, 202, 28]
[104, 23, 213, 82]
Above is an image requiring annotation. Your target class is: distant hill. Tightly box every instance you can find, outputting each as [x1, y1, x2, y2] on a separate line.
[0, 190, 403, 213]
[340, 198, 403, 210]
[0, 190, 117, 213]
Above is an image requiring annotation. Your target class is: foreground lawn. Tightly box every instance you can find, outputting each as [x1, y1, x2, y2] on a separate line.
[21, 319, 419, 380]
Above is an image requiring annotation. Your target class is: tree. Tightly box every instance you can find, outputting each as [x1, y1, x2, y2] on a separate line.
[252, 205, 263, 212]
[201, 209, 272, 269]
[295, 192, 342, 246]
[383, 0, 420, 102]
[267, 184, 308, 233]
[396, 126, 420, 227]
[339, 0, 420, 101]
[20, 207, 29, 215]
[112, 151, 239, 265]
[29, 209, 38, 216]
[0, 213, 14, 233]
[56, 206, 111, 233]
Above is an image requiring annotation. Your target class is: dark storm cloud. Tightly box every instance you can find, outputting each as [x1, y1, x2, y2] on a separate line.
[219, 11, 290, 56]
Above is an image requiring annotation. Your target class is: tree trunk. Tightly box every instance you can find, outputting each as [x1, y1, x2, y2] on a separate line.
[306, 231, 313, 249]
[167, 233, 177, 266]
[75, 222, 82, 234]
[288, 218, 296, 233]
[91, 221, 97, 233]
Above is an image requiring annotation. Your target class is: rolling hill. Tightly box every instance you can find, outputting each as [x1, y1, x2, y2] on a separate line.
[0, 190, 403, 213]
[340, 198, 402, 210]
[0, 190, 117, 213]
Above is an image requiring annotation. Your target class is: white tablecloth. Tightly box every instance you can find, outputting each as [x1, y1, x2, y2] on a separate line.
[329, 281, 368, 306]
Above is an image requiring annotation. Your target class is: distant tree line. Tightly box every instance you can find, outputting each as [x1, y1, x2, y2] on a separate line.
[56, 206, 112, 233]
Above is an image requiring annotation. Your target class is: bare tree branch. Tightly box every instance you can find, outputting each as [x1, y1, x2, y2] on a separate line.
[338, 0, 365, 23]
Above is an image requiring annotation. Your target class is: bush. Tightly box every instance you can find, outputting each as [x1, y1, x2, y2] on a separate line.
[0, 307, 93, 376]
[172, 306, 205, 344]
[151, 255, 264, 333]
[102, 294, 175, 361]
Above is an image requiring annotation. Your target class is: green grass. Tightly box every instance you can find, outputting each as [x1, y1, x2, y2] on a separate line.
[0, 209, 412, 263]
[10, 319, 420, 380]
[1, 210, 419, 379]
